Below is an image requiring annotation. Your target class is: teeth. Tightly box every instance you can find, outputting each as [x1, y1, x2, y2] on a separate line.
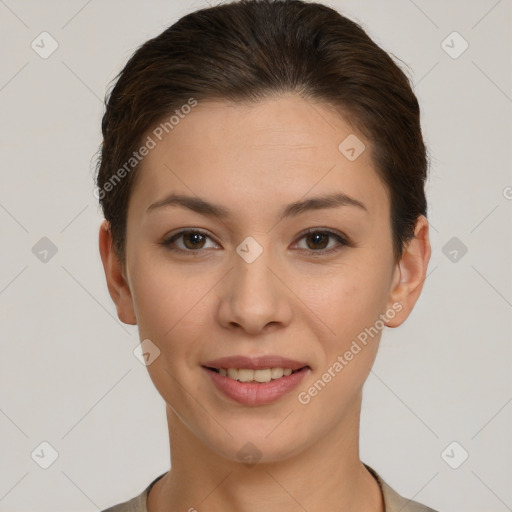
[254, 369, 271, 382]
[216, 367, 299, 383]
[271, 367, 284, 379]
[238, 369, 254, 382]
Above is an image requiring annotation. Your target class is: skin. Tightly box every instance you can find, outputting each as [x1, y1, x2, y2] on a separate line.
[99, 94, 431, 512]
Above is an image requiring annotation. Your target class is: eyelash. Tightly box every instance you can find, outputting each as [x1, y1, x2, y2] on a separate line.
[161, 228, 350, 257]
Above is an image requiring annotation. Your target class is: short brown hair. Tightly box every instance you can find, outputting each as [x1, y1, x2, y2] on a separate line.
[95, 0, 429, 265]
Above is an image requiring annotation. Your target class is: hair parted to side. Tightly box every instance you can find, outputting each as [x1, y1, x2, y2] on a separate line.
[95, 0, 429, 267]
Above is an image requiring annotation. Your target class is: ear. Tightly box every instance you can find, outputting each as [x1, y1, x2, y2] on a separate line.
[98, 220, 137, 325]
[385, 215, 431, 328]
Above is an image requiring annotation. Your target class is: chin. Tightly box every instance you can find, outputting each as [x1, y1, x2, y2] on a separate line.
[199, 421, 314, 466]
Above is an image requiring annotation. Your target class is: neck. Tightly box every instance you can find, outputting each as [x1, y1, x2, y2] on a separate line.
[147, 394, 383, 512]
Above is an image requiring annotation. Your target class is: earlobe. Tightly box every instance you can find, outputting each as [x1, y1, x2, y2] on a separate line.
[98, 220, 137, 325]
[385, 216, 431, 328]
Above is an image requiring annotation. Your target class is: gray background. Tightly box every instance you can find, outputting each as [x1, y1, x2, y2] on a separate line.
[0, 0, 511, 511]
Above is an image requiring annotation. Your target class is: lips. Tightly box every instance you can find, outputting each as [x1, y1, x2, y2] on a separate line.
[204, 365, 310, 406]
[201, 355, 310, 406]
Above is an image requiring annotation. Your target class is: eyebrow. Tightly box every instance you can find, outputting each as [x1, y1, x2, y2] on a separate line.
[146, 191, 368, 219]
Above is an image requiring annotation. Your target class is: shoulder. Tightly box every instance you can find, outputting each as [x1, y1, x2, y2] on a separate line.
[101, 468, 439, 512]
[365, 464, 439, 512]
[101, 492, 147, 512]
[101, 495, 145, 512]
[101, 472, 167, 512]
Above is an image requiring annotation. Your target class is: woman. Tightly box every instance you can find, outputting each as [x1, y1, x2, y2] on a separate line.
[96, 0, 436, 510]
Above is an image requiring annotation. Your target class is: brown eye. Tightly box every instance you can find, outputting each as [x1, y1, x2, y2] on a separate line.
[182, 232, 207, 249]
[295, 229, 349, 255]
[305, 232, 330, 250]
[162, 229, 218, 254]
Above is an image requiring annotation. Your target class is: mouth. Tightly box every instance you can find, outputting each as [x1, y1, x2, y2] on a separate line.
[201, 355, 311, 405]
[202, 355, 310, 383]
[203, 365, 308, 383]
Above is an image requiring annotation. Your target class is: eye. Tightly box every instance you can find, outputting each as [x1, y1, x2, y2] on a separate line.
[293, 229, 349, 255]
[161, 229, 219, 255]
[161, 228, 350, 257]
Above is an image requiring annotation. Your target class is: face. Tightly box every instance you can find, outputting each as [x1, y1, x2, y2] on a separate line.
[100, 94, 429, 464]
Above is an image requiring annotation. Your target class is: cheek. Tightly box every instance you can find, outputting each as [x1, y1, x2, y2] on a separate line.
[292, 265, 387, 418]
[129, 253, 203, 332]
[293, 258, 390, 344]
[129, 267, 211, 405]
[129, 262, 216, 366]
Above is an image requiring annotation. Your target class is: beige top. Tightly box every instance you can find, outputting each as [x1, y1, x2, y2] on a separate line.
[101, 465, 438, 512]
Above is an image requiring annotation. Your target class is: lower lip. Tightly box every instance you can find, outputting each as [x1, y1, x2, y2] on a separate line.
[203, 366, 310, 406]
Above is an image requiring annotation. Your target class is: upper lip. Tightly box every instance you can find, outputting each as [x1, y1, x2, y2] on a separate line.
[203, 355, 309, 371]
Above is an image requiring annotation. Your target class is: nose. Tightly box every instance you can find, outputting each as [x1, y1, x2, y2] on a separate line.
[216, 243, 293, 335]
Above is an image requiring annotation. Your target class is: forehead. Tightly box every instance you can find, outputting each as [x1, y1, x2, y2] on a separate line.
[129, 94, 389, 223]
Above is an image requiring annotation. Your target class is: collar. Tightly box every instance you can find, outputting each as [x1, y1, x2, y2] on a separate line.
[123, 464, 437, 512]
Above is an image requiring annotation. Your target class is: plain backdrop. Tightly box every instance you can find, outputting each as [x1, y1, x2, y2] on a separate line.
[0, 1, 511, 511]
